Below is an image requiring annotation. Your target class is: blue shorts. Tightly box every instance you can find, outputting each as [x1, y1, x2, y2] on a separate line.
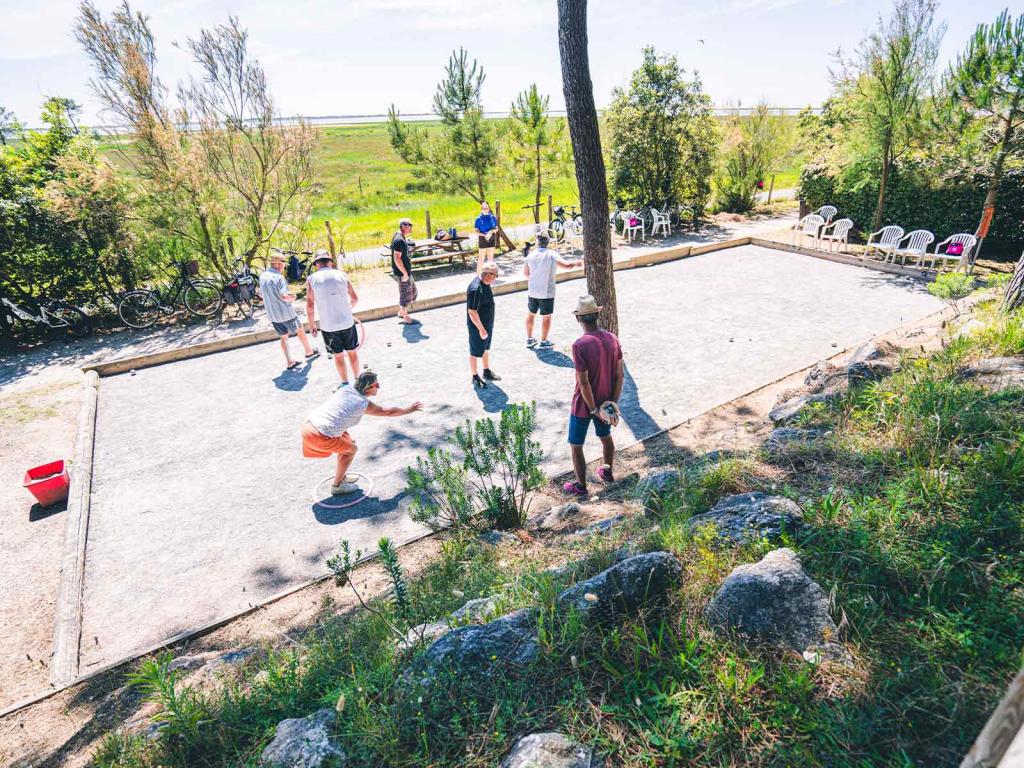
[568, 413, 611, 446]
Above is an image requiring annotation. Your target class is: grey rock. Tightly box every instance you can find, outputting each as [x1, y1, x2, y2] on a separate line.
[399, 596, 500, 652]
[803, 362, 847, 394]
[763, 427, 823, 455]
[768, 392, 837, 425]
[259, 709, 347, 768]
[635, 468, 680, 513]
[707, 548, 845, 661]
[569, 515, 626, 538]
[531, 502, 581, 530]
[206, 647, 256, 670]
[846, 340, 898, 382]
[685, 493, 806, 545]
[401, 609, 539, 693]
[961, 356, 1024, 391]
[167, 654, 207, 672]
[479, 530, 519, 546]
[558, 552, 682, 627]
[500, 732, 604, 768]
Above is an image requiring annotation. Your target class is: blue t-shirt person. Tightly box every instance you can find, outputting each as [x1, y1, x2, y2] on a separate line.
[475, 212, 498, 234]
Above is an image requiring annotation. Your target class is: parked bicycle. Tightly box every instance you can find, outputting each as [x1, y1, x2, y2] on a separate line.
[548, 204, 582, 242]
[1, 296, 91, 345]
[220, 258, 258, 321]
[273, 248, 316, 282]
[116, 260, 223, 330]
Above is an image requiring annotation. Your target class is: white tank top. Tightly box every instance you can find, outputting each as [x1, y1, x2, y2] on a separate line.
[307, 387, 369, 436]
[307, 268, 354, 332]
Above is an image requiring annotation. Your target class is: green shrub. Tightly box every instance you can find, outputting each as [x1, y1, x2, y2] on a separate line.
[800, 162, 1024, 249]
[406, 402, 544, 533]
[928, 272, 975, 301]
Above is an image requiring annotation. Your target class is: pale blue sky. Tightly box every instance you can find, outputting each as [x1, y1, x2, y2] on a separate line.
[0, 0, 1010, 127]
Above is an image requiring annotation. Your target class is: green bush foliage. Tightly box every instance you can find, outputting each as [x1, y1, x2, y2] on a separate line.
[406, 402, 544, 533]
[606, 46, 718, 218]
[0, 97, 138, 317]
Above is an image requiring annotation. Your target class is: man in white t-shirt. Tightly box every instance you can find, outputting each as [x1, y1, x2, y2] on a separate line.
[306, 252, 361, 387]
[523, 232, 581, 349]
[301, 371, 423, 494]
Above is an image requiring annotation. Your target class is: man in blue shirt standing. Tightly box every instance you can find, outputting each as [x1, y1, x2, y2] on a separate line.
[259, 252, 319, 370]
[474, 201, 499, 274]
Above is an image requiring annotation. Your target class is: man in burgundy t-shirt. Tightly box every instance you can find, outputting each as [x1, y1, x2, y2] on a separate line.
[565, 296, 624, 497]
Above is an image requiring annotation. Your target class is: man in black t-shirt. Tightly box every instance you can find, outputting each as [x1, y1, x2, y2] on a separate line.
[466, 263, 501, 389]
[391, 218, 418, 324]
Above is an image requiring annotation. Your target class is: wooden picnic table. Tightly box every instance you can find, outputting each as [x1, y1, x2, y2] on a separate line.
[383, 236, 475, 270]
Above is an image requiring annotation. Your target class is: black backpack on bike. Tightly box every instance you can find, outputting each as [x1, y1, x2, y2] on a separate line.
[286, 255, 303, 282]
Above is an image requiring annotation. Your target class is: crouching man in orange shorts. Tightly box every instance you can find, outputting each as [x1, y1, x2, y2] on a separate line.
[301, 371, 423, 495]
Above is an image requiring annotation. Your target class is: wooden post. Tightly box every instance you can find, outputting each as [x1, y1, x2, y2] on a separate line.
[425, 210, 432, 238]
[324, 221, 337, 260]
[767, 175, 775, 205]
[547, 194, 553, 225]
[226, 236, 236, 262]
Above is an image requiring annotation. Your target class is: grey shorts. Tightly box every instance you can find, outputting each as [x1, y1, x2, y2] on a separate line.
[272, 318, 300, 336]
[395, 275, 418, 307]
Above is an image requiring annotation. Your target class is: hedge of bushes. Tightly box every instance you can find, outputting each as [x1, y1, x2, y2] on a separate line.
[799, 163, 1024, 253]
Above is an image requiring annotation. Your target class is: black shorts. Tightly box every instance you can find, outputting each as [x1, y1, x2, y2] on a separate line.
[468, 320, 493, 357]
[321, 325, 358, 354]
[528, 297, 554, 316]
[478, 233, 496, 249]
[271, 318, 300, 336]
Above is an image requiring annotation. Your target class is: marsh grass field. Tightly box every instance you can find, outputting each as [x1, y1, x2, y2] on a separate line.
[98, 117, 803, 255]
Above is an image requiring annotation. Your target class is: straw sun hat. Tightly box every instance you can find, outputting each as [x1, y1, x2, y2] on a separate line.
[572, 294, 602, 316]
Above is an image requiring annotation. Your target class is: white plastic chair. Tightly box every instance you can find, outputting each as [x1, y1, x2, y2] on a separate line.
[621, 211, 645, 242]
[931, 233, 978, 272]
[819, 218, 853, 253]
[649, 207, 672, 237]
[893, 229, 935, 266]
[793, 214, 825, 247]
[864, 225, 905, 261]
[815, 205, 838, 224]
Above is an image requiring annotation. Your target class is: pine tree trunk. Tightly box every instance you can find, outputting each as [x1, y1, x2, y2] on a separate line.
[871, 148, 891, 234]
[1004, 251, 1024, 313]
[975, 104, 1019, 266]
[557, 0, 618, 336]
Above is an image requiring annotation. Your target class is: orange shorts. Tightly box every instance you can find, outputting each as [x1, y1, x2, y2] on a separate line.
[301, 421, 357, 458]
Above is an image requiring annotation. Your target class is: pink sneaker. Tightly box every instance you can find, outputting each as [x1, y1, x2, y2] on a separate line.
[596, 465, 614, 483]
[563, 481, 587, 497]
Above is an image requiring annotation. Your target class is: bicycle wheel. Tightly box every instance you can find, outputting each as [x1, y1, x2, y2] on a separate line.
[548, 219, 565, 242]
[1, 313, 33, 348]
[184, 279, 224, 318]
[118, 291, 161, 329]
[49, 305, 92, 340]
[235, 296, 255, 320]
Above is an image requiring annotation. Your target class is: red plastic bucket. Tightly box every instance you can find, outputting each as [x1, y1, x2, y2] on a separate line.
[24, 460, 71, 508]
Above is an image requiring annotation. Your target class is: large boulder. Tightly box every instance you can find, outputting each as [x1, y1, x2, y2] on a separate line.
[259, 709, 347, 768]
[961, 356, 1024, 391]
[706, 548, 845, 661]
[685, 493, 805, 545]
[500, 732, 604, 768]
[558, 552, 681, 626]
[400, 609, 539, 693]
[399, 596, 500, 652]
[635, 468, 681, 514]
[846, 340, 899, 382]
